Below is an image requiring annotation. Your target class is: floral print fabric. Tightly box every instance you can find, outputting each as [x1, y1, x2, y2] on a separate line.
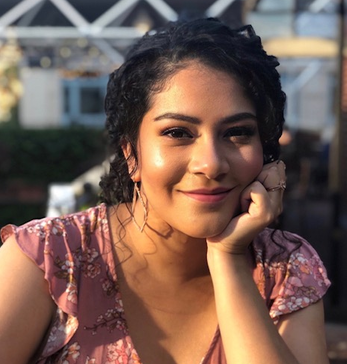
[0, 204, 330, 364]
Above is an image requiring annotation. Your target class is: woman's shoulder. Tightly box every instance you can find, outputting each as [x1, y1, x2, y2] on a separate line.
[251, 228, 331, 321]
[252, 227, 317, 262]
[0, 204, 120, 361]
[1, 203, 109, 247]
[0, 204, 112, 301]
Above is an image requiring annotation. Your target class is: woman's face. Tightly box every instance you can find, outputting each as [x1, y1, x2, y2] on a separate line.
[130, 62, 263, 238]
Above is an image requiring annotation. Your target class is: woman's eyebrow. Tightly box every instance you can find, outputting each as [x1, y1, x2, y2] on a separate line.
[154, 113, 200, 124]
[219, 112, 257, 124]
[154, 112, 257, 124]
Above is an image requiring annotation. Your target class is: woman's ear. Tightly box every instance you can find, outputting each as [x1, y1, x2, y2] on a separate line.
[122, 141, 141, 181]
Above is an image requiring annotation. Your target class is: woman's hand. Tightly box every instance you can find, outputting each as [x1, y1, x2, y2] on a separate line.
[207, 160, 286, 254]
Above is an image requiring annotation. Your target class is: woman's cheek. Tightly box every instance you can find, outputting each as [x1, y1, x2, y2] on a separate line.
[153, 150, 166, 169]
[239, 149, 263, 182]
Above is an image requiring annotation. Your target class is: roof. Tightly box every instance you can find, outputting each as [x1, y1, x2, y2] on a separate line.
[0, 0, 243, 29]
[0, 0, 243, 66]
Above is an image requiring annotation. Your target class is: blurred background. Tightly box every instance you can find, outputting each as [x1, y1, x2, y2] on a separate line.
[0, 0, 347, 360]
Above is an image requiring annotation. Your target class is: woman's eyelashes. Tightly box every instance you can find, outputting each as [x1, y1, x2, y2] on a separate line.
[162, 127, 193, 139]
[224, 125, 257, 142]
[161, 125, 257, 142]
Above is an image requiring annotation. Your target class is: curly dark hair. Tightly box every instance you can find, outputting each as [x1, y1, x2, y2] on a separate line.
[100, 17, 286, 205]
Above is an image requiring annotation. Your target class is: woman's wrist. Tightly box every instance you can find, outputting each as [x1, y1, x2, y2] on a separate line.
[206, 244, 250, 276]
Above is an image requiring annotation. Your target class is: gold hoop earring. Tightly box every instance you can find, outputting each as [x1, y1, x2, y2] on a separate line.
[131, 182, 148, 232]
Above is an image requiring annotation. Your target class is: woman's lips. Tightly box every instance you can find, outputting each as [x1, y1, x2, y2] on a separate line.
[180, 188, 232, 203]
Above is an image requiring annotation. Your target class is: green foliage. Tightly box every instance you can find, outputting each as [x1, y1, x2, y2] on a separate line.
[0, 127, 107, 228]
[0, 127, 106, 182]
[0, 202, 46, 228]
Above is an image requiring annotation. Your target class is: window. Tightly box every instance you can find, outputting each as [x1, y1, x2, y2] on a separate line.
[62, 76, 108, 127]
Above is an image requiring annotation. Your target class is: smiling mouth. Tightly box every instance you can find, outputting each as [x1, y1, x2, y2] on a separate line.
[180, 189, 232, 203]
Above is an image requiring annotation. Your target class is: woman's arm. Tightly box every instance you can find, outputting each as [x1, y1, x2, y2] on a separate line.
[207, 248, 329, 364]
[277, 300, 329, 363]
[207, 161, 329, 363]
[0, 235, 57, 364]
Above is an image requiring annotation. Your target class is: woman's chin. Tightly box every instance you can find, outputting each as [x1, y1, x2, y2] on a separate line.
[188, 209, 240, 239]
[185, 222, 229, 240]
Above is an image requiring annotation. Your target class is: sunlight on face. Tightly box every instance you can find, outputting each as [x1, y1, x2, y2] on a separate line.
[131, 62, 263, 238]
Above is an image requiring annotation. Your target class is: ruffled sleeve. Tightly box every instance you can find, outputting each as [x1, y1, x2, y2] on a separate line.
[251, 229, 331, 324]
[1, 218, 81, 357]
[0, 205, 109, 359]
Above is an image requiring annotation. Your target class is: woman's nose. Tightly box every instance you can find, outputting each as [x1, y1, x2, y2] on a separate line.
[189, 138, 229, 179]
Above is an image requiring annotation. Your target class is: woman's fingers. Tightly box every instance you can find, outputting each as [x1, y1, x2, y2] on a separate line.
[207, 182, 274, 252]
[256, 160, 286, 214]
[207, 161, 287, 252]
[257, 160, 286, 189]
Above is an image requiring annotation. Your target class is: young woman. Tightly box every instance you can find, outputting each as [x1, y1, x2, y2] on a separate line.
[0, 18, 330, 364]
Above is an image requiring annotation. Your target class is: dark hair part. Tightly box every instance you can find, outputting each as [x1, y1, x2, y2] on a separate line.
[100, 18, 286, 205]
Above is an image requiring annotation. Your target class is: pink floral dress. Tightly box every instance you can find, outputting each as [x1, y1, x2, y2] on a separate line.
[0, 204, 330, 364]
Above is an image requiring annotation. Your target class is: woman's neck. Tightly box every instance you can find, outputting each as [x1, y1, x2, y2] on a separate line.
[109, 204, 211, 284]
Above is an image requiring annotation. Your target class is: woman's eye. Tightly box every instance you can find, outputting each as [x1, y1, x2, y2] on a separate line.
[224, 126, 256, 141]
[162, 128, 192, 139]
